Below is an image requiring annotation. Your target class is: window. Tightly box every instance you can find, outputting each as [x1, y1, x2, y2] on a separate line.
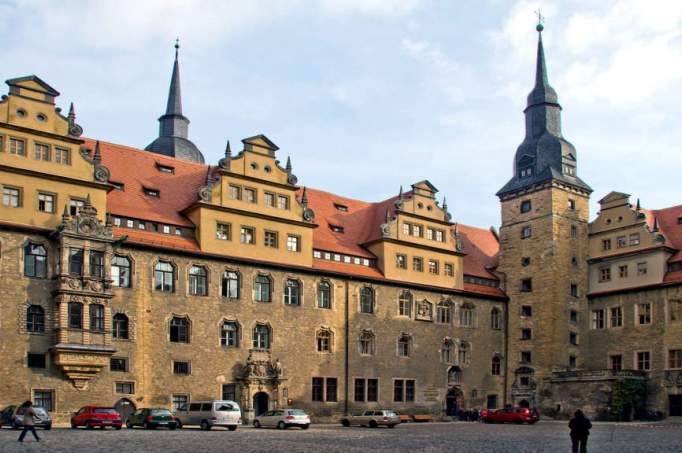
[610, 306, 623, 328]
[520, 200, 532, 213]
[277, 195, 290, 210]
[360, 287, 374, 314]
[216, 223, 231, 240]
[264, 192, 275, 207]
[221, 321, 239, 347]
[441, 339, 454, 363]
[110, 357, 128, 372]
[521, 257, 531, 267]
[264, 230, 278, 248]
[671, 300, 682, 322]
[162, 225, 170, 233]
[437, 300, 452, 324]
[637, 262, 648, 275]
[569, 355, 577, 369]
[27, 353, 46, 369]
[636, 351, 651, 371]
[490, 307, 502, 330]
[428, 259, 439, 274]
[334, 203, 348, 212]
[37, 192, 54, 213]
[33, 390, 53, 412]
[286, 235, 300, 252]
[570, 310, 578, 323]
[520, 351, 532, 364]
[254, 275, 272, 302]
[413, 257, 423, 272]
[317, 329, 332, 353]
[170, 317, 189, 343]
[619, 265, 629, 278]
[448, 367, 463, 384]
[402, 223, 410, 236]
[9, 137, 26, 155]
[143, 188, 159, 197]
[427, 228, 434, 240]
[354, 378, 378, 402]
[240, 226, 255, 244]
[457, 342, 469, 365]
[330, 225, 344, 233]
[359, 331, 375, 355]
[244, 188, 256, 203]
[317, 281, 332, 309]
[89, 251, 104, 278]
[69, 198, 84, 216]
[444, 263, 454, 277]
[610, 355, 622, 371]
[521, 328, 532, 340]
[69, 248, 84, 276]
[33, 143, 50, 161]
[602, 238, 612, 251]
[617, 236, 627, 248]
[435, 230, 444, 242]
[26, 305, 45, 333]
[521, 226, 532, 239]
[563, 164, 576, 176]
[599, 267, 611, 282]
[491, 356, 501, 376]
[669, 350, 682, 369]
[412, 224, 422, 237]
[111, 256, 131, 288]
[520, 278, 532, 292]
[395, 254, 407, 269]
[173, 361, 190, 375]
[89, 304, 104, 332]
[570, 283, 578, 297]
[188, 266, 208, 296]
[113, 314, 129, 339]
[24, 243, 47, 278]
[398, 291, 412, 317]
[172, 394, 188, 412]
[629, 233, 640, 246]
[312, 377, 324, 402]
[398, 335, 410, 357]
[637, 303, 651, 325]
[592, 309, 605, 329]
[229, 185, 241, 200]
[366, 379, 379, 402]
[2, 186, 21, 207]
[521, 305, 532, 317]
[354, 379, 365, 402]
[571, 225, 577, 238]
[394, 379, 415, 402]
[221, 271, 240, 299]
[68, 302, 83, 329]
[568, 199, 576, 210]
[459, 305, 475, 327]
[519, 167, 533, 178]
[253, 324, 271, 349]
[569, 332, 578, 345]
[221, 384, 237, 401]
[116, 382, 135, 394]
[154, 261, 174, 292]
[284, 279, 301, 305]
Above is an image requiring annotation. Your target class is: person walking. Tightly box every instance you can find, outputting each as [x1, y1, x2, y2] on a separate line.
[17, 400, 40, 443]
[568, 409, 591, 453]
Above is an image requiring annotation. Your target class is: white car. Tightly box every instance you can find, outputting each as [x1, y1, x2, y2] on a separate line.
[174, 400, 242, 431]
[253, 409, 310, 429]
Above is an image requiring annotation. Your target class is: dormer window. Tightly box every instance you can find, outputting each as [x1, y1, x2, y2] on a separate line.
[334, 203, 349, 212]
[330, 225, 344, 233]
[519, 167, 533, 178]
[678, 216, 682, 225]
[562, 164, 576, 176]
[110, 181, 124, 191]
[156, 164, 175, 174]
[144, 188, 159, 197]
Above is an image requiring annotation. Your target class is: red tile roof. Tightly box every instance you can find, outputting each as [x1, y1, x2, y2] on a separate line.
[651, 204, 682, 263]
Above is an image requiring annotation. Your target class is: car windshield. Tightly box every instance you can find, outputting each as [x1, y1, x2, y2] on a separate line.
[215, 403, 239, 412]
[94, 408, 116, 414]
[150, 409, 171, 416]
[289, 410, 307, 416]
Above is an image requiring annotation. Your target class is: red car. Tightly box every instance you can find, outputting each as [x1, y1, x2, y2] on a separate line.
[481, 407, 539, 424]
[71, 406, 123, 429]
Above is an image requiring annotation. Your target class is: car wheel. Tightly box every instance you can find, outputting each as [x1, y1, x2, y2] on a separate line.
[71, 422, 77, 429]
[169, 424, 177, 431]
[341, 419, 350, 427]
[200, 420, 210, 431]
[144, 421, 152, 430]
[301, 424, 309, 430]
[228, 426, 237, 431]
[114, 426, 122, 430]
[126, 421, 133, 429]
[253, 420, 261, 428]
[86, 423, 94, 429]
[369, 420, 378, 429]
[44, 424, 52, 431]
[277, 421, 286, 430]
[176, 421, 183, 429]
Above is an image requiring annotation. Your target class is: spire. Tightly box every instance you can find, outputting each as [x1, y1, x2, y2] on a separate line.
[399, 185, 403, 199]
[653, 216, 659, 232]
[636, 198, 641, 211]
[442, 197, 448, 211]
[68, 102, 76, 121]
[93, 141, 102, 164]
[225, 140, 232, 159]
[301, 186, 308, 207]
[385, 207, 391, 223]
[166, 39, 183, 116]
[285, 156, 292, 173]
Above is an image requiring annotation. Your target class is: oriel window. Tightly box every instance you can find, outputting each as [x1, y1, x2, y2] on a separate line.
[68, 248, 84, 276]
[89, 304, 105, 332]
[89, 250, 104, 278]
[68, 302, 83, 329]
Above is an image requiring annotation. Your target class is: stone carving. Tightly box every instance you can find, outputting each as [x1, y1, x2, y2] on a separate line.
[287, 174, 298, 186]
[303, 208, 315, 222]
[415, 299, 433, 321]
[58, 196, 113, 240]
[242, 350, 285, 382]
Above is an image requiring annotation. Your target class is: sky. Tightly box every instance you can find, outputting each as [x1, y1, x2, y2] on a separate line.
[1, 0, 681, 229]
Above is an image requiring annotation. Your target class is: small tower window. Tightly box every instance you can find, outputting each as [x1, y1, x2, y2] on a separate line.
[520, 200, 532, 213]
[562, 164, 576, 176]
[519, 167, 533, 178]
[330, 225, 344, 233]
[144, 188, 159, 197]
[334, 203, 349, 212]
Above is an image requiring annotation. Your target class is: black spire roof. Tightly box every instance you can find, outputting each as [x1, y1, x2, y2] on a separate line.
[497, 25, 591, 198]
[145, 40, 205, 164]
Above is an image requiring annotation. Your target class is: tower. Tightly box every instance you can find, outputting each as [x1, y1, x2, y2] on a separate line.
[145, 40, 204, 163]
[496, 23, 592, 407]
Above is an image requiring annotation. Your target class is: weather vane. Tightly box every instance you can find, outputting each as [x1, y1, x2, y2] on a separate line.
[535, 9, 545, 32]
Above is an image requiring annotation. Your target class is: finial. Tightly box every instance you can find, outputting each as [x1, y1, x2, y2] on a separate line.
[442, 197, 448, 210]
[85, 193, 92, 206]
[636, 198, 641, 211]
[174, 38, 180, 58]
[535, 9, 545, 32]
[62, 204, 70, 220]
[301, 186, 308, 206]
[225, 140, 232, 158]
[653, 217, 659, 232]
[68, 102, 76, 119]
[399, 185, 403, 199]
[285, 156, 292, 173]
[93, 141, 102, 164]
[453, 222, 459, 236]
[385, 207, 391, 223]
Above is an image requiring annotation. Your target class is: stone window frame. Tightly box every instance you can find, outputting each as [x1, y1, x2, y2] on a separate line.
[168, 314, 191, 344]
[316, 279, 333, 310]
[152, 258, 177, 293]
[315, 326, 334, 354]
[440, 337, 455, 364]
[609, 305, 623, 328]
[353, 377, 380, 403]
[111, 253, 134, 289]
[31, 388, 55, 412]
[636, 302, 652, 326]
[358, 329, 375, 356]
[520, 199, 532, 213]
[490, 307, 502, 330]
[458, 340, 472, 366]
[436, 299, 453, 324]
[20, 300, 51, 335]
[219, 318, 242, 348]
[36, 190, 57, 213]
[358, 285, 376, 315]
[397, 290, 413, 318]
[172, 359, 192, 376]
[22, 238, 50, 279]
[282, 276, 303, 306]
[667, 348, 682, 370]
[112, 311, 132, 341]
[220, 268, 241, 300]
[668, 299, 682, 323]
[392, 378, 416, 403]
[634, 350, 651, 371]
[114, 380, 136, 395]
[110, 356, 130, 373]
[251, 321, 273, 350]
[457, 302, 477, 328]
[253, 273, 274, 303]
[2, 184, 23, 207]
[491, 354, 502, 376]
[396, 332, 413, 358]
[186, 263, 209, 297]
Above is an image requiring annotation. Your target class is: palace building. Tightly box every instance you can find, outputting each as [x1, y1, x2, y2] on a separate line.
[0, 27, 680, 423]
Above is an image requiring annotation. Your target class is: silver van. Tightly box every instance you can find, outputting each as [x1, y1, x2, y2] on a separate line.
[174, 400, 241, 431]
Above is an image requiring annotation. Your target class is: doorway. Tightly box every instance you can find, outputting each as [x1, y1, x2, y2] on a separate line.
[446, 387, 461, 416]
[253, 392, 269, 416]
[114, 398, 136, 423]
[518, 399, 530, 409]
[670, 395, 682, 416]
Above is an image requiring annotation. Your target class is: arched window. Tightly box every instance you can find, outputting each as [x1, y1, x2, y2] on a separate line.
[317, 329, 332, 353]
[491, 356, 501, 376]
[24, 243, 47, 278]
[284, 279, 301, 305]
[170, 316, 190, 343]
[188, 265, 208, 296]
[490, 307, 502, 330]
[68, 302, 83, 329]
[459, 303, 475, 327]
[26, 305, 45, 332]
[254, 275, 271, 303]
[221, 321, 239, 347]
[437, 300, 452, 324]
[441, 339, 454, 363]
[398, 334, 411, 357]
[111, 255, 131, 288]
[398, 291, 412, 317]
[448, 366, 462, 384]
[359, 330, 375, 355]
[458, 342, 470, 365]
[89, 304, 105, 332]
[253, 324, 271, 349]
[221, 271, 240, 299]
[360, 287, 374, 314]
[113, 313, 129, 339]
[154, 261, 175, 292]
[317, 281, 331, 309]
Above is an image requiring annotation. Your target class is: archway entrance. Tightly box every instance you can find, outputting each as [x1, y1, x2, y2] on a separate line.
[253, 392, 269, 416]
[114, 398, 136, 423]
[519, 399, 530, 409]
[446, 388, 461, 416]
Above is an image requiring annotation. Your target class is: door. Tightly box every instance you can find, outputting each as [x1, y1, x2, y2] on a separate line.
[253, 392, 269, 417]
[446, 394, 458, 416]
[670, 395, 682, 416]
[114, 398, 136, 423]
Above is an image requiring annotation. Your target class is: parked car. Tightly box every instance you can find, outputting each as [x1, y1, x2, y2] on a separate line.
[253, 409, 310, 429]
[481, 407, 539, 424]
[174, 400, 241, 431]
[71, 406, 123, 429]
[0, 405, 52, 430]
[126, 408, 178, 430]
[340, 410, 400, 428]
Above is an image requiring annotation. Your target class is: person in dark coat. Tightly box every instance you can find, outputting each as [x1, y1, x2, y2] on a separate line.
[568, 410, 592, 453]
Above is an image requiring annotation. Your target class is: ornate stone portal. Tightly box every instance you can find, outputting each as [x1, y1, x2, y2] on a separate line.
[237, 349, 287, 422]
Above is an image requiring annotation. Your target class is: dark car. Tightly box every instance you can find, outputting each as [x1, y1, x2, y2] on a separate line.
[481, 407, 539, 424]
[71, 406, 123, 429]
[126, 408, 178, 430]
[0, 405, 52, 430]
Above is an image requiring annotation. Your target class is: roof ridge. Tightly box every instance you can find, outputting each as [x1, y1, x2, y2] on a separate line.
[84, 137, 208, 168]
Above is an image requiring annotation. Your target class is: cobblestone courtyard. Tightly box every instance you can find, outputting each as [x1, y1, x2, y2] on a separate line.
[1, 421, 681, 453]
